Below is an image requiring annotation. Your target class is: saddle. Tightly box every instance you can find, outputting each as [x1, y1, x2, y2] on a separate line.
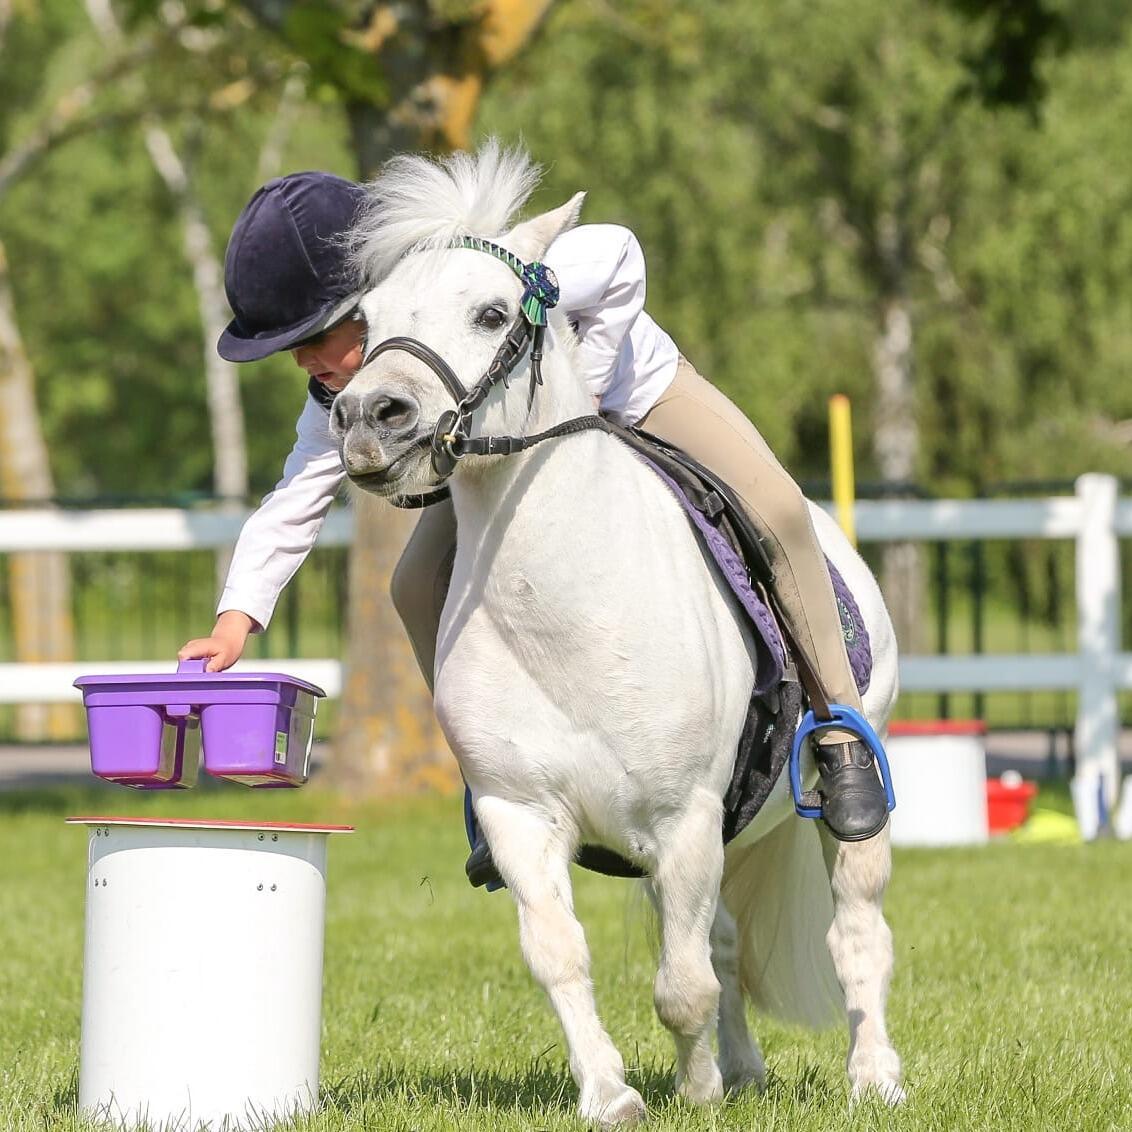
[572, 424, 873, 877]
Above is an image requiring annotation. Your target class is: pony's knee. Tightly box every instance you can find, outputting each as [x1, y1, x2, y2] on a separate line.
[519, 903, 589, 990]
[654, 962, 720, 1037]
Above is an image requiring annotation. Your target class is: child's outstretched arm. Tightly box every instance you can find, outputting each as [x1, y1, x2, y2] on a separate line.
[178, 396, 346, 668]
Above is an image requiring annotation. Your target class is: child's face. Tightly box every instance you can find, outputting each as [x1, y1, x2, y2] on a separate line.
[291, 319, 366, 393]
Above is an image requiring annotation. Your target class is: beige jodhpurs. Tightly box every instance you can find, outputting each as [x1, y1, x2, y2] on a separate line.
[390, 357, 864, 720]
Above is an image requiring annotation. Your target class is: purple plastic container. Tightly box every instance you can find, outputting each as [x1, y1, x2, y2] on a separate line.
[83, 704, 200, 789]
[74, 660, 325, 789]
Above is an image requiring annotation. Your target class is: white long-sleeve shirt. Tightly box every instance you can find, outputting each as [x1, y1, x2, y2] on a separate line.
[217, 224, 679, 629]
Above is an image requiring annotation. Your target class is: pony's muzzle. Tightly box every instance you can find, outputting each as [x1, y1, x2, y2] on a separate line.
[333, 386, 423, 479]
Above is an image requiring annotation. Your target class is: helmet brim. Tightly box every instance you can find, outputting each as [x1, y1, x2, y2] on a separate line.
[217, 292, 362, 362]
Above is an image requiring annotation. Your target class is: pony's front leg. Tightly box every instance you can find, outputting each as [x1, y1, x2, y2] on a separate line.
[476, 796, 646, 1127]
[648, 800, 726, 1105]
[818, 824, 905, 1104]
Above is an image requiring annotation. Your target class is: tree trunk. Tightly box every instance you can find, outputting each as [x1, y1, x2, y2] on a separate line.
[87, 0, 249, 591]
[140, 124, 249, 587]
[872, 296, 925, 653]
[0, 239, 77, 739]
[143, 126, 248, 503]
[255, 65, 308, 186]
[334, 493, 454, 793]
[332, 3, 552, 793]
[332, 94, 455, 794]
[87, 0, 248, 503]
[870, 60, 924, 654]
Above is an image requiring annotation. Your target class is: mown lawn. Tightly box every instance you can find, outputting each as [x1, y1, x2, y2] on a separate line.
[1, 783, 1129, 1130]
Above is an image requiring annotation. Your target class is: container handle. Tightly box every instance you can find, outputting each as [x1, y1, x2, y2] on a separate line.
[170, 658, 206, 719]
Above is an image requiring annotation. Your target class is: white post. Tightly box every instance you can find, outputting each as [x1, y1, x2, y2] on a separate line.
[72, 817, 352, 1130]
[1073, 473, 1121, 838]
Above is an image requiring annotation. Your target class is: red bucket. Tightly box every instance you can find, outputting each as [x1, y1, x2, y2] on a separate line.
[985, 776, 1038, 834]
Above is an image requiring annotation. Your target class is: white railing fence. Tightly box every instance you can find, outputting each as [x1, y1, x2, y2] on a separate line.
[1, 474, 1128, 836]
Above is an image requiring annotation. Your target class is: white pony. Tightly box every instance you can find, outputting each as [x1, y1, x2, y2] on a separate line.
[333, 143, 904, 1125]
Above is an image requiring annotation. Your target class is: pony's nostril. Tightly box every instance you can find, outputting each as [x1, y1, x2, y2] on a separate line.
[364, 392, 418, 432]
[330, 397, 353, 436]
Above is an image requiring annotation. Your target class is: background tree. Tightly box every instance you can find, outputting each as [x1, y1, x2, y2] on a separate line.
[88, 0, 246, 534]
[0, 1, 83, 738]
[0, 0, 333, 732]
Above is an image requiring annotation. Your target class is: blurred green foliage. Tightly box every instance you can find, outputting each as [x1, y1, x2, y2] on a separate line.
[480, 0, 1132, 493]
[0, 0, 357, 497]
[0, 0, 1131, 502]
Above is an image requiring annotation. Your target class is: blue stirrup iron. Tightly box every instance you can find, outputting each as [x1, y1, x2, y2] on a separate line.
[789, 704, 897, 819]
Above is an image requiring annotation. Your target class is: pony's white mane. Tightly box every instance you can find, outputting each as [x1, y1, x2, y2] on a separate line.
[348, 139, 542, 286]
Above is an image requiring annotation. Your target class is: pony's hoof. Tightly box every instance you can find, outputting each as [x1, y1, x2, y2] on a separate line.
[851, 1078, 907, 1107]
[579, 1082, 646, 1127]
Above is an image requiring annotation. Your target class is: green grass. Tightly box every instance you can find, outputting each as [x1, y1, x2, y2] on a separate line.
[1, 784, 1131, 1130]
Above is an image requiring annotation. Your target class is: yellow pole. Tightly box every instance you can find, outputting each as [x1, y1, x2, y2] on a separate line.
[828, 394, 857, 547]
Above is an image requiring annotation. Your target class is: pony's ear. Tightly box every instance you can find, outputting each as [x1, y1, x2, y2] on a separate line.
[505, 191, 586, 262]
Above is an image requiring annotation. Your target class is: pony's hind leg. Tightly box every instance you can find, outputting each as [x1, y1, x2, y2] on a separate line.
[647, 800, 727, 1105]
[818, 823, 905, 1104]
[475, 796, 646, 1128]
[710, 901, 766, 1094]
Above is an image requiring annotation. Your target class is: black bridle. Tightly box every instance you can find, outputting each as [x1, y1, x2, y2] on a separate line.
[358, 237, 609, 486]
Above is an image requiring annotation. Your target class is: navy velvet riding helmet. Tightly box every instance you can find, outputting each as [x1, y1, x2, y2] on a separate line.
[217, 171, 367, 362]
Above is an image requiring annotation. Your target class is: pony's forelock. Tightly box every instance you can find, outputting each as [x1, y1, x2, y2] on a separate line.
[347, 139, 542, 286]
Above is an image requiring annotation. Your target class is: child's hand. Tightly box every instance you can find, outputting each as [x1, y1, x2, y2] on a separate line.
[177, 636, 243, 673]
[178, 611, 256, 673]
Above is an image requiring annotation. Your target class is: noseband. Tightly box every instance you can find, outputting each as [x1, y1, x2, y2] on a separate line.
[359, 237, 608, 485]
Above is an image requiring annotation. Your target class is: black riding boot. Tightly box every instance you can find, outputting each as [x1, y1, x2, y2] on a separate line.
[465, 834, 504, 888]
[810, 738, 889, 842]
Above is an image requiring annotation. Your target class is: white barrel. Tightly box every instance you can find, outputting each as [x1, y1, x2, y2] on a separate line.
[886, 722, 989, 846]
[69, 816, 351, 1131]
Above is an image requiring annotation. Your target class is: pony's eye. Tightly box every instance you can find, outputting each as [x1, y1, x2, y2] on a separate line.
[475, 306, 508, 331]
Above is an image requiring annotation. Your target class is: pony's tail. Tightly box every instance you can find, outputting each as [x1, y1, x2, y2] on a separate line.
[721, 817, 844, 1029]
